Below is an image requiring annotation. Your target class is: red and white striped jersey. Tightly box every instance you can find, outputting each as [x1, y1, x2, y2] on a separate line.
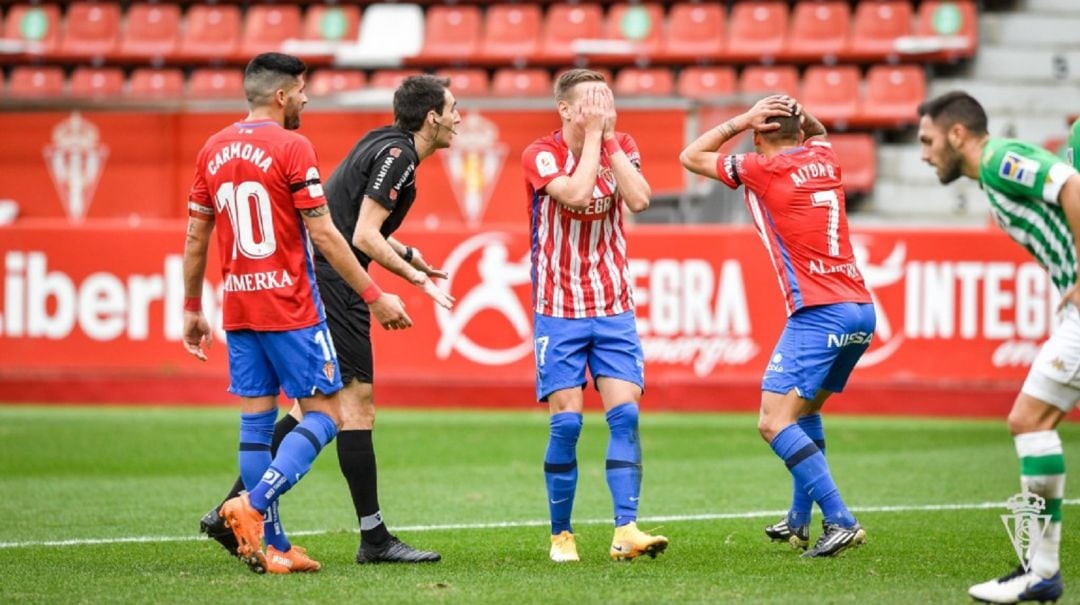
[522, 130, 640, 318]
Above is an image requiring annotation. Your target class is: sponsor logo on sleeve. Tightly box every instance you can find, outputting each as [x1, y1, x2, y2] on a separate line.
[305, 167, 323, 198]
[999, 151, 1039, 188]
[536, 151, 558, 177]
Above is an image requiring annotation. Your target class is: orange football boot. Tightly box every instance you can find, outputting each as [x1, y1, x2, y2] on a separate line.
[265, 545, 322, 574]
[219, 493, 267, 573]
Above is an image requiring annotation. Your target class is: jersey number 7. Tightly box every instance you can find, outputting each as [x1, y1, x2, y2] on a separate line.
[811, 189, 841, 257]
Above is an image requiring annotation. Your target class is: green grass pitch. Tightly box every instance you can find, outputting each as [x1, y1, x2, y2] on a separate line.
[0, 405, 1077, 604]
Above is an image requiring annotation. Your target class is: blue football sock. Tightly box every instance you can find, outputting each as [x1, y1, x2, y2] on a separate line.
[605, 403, 642, 528]
[238, 409, 276, 492]
[788, 414, 825, 528]
[770, 423, 855, 529]
[263, 500, 291, 552]
[249, 411, 337, 513]
[544, 412, 582, 535]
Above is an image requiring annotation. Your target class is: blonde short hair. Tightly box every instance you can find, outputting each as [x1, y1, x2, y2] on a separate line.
[554, 68, 606, 101]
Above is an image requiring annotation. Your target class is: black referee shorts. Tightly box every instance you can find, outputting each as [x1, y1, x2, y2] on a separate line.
[315, 260, 373, 385]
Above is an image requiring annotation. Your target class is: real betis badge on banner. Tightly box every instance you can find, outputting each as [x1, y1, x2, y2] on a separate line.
[1001, 491, 1051, 572]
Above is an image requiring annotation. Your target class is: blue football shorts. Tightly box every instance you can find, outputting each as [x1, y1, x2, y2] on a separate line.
[226, 322, 344, 400]
[762, 302, 876, 400]
[533, 310, 645, 402]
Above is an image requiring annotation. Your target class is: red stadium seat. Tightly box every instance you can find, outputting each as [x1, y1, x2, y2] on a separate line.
[541, 3, 603, 62]
[662, 3, 724, 62]
[727, 1, 789, 62]
[128, 67, 184, 99]
[179, 5, 241, 61]
[307, 69, 366, 97]
[677, 66, 736, 101]
[58, 1, 120, 59]
[858, 64, 925, 127]
[302, 5, 360, 44]
[800, 65, 861, 126]
[69, 66, 123, 97]
[913, 1, 977, 59]
[479, 5, 541, 64]
[188, 68, 243, 99]
[7, 65, 64, 97]
[739, 65, 799, 97]
[369, 69, 421, 91]
[604, 3, 664, 58]
[436, 68, 490, 98]
[419, 5, 481, 62]
[491, 68, 552, 97]
[785, 1, 850, 61]
[828, 134, 876, 195]
[849, 1, 913, 61]
[117, 3, 180, 60]
[613, 67, 674, 97]
[4, 4, 62, 55]
[240, 5, 300, 58]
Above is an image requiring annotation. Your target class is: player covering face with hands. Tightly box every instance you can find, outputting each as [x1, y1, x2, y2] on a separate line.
[681, 95, 875, 558]
[522, 68, 664, 564]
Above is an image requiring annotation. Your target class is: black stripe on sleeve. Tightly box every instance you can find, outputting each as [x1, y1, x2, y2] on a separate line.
[289, 178, 321, 193]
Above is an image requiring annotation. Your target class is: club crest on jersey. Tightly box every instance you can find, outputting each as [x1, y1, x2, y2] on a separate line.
[600, 166, 616, 191]
[389, 147, 402, 158]
[43, 111, 109, 222]
[323, 361, 335, 381]
[443, 113, 507, 227]
[999, 151, 1038, 188]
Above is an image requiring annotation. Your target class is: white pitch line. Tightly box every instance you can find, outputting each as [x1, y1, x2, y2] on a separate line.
[2, 499, 1077, 550]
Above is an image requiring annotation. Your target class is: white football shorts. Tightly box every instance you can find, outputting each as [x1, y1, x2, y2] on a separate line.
[1022, 305, 1080, 412]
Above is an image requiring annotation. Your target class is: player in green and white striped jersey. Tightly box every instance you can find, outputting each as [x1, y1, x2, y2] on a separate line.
[918, 91, 1078, 605]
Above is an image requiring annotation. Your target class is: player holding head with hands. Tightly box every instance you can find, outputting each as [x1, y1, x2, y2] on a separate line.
[681, 95, 875, 558]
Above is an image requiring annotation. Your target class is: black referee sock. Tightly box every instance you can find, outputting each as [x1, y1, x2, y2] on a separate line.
[337, 429, 391, 545]
[220, 413, 300, 505]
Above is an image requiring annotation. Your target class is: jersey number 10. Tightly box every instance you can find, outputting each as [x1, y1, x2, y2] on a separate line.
[215, 181, 278, 260]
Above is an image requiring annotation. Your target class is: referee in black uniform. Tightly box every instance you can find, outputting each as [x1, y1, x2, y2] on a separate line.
[202, 75, 458, 565]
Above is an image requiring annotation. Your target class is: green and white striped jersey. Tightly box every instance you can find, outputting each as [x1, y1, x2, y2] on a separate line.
[1067, 118, 1080, 168]
[979, 137, 1079, 291]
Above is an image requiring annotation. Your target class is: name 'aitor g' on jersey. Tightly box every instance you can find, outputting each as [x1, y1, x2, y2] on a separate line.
[188, 119, 328, 331]
[522, 130, 639, 319]
[714, 140, 871, 315]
